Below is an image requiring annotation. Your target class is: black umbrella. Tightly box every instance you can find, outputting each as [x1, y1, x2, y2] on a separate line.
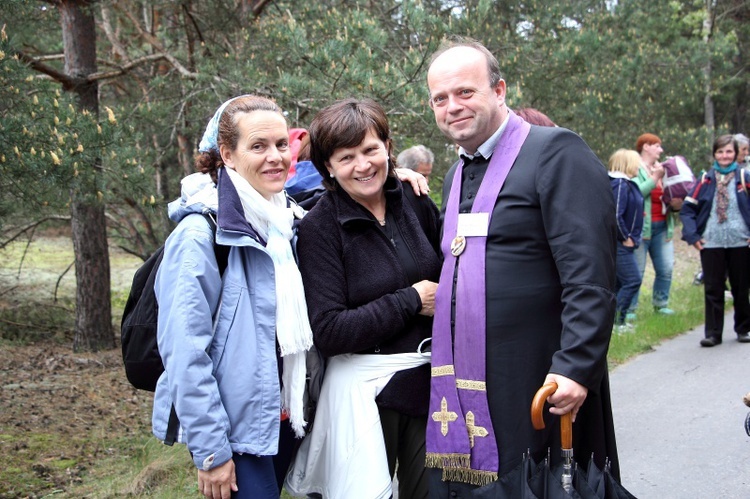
[526, 382, 638, 499]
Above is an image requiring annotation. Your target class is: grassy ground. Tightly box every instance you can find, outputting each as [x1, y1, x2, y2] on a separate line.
[0, 227, 706, 497]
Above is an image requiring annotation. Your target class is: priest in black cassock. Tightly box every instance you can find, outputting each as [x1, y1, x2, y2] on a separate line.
[424, 36, 620, 497]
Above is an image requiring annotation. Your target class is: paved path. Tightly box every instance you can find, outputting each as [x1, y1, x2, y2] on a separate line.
[612, 311, 750, 498]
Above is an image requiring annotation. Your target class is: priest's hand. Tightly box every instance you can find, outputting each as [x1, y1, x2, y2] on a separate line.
[543, 374, 588, 423]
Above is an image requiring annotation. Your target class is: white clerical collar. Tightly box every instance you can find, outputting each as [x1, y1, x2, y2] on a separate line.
[458, 112, 510, 161]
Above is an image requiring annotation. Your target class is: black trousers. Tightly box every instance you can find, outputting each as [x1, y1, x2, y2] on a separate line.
[379, 407, 429, 499]
[700, 246, 750, 338]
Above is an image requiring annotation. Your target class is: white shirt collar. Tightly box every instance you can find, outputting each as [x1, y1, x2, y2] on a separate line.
[457, 112, 510, 161]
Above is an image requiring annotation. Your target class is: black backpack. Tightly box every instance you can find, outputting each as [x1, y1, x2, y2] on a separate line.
[121, 213, 230, 392]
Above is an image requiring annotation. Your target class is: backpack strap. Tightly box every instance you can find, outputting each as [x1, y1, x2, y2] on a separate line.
[686, 172, 709, 203]
[164, 405, 180, 446]
[203, 212, 230, 276]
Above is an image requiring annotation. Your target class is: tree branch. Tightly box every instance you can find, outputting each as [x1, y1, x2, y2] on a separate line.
[181, 3, 209, 53]
[87, 53, 168, 81]
[0, 216, 72, 250]
[15, 50, 80, 90]
[252, 0, 274, 17]
[54, 261, 75, 303]
[100, 5, 130, 61]
[34, 54, 66, 62]
[116, 5, 199, 79]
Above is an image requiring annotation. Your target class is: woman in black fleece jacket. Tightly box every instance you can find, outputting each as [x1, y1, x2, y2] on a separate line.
[296, 98, 441, 498]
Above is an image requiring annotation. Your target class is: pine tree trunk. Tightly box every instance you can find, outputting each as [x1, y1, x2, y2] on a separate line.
[71, 199, 113, 352]
[731, 0, 749, 133]
[60, 0, 114, 352]
[703, 0, 716, 146]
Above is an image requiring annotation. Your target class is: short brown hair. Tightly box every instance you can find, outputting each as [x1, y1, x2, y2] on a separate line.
[713, 134, 738, 157]
[195, 95, 284, 183]
[308, 98, 395, 190]
[635, 133, 661, 153]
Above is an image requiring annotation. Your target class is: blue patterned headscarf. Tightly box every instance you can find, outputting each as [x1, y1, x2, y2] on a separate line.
[197, 95, 249, 154]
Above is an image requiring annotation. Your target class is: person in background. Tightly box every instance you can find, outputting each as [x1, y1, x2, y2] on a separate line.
[397, 144, 435, 180]
[734, 133, 749, 166]
[608, 149, 645, 333]
[630, 133, 677, 318]
[424, 36, 619, 494]
[515, 107, 556, 127]
[680, 134, 750, 347]
[289, 98, 441, 498]
[286, 128, 309, 179]
[284, 131, 326, 209]
[152, 95, 313, 499]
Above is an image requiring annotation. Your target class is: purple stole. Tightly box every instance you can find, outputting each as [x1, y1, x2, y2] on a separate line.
[426, 111, 531, 485]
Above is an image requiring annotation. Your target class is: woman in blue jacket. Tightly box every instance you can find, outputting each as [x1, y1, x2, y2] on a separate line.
[152, 95, 314, 499]
[680, 134, 750, 347]
[608, 149, 645, 332]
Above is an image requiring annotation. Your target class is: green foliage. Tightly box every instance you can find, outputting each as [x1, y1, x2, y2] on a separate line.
[0, 31, 157, 228]
[3, 0, 746, 222]
[506, 0, 727, 168]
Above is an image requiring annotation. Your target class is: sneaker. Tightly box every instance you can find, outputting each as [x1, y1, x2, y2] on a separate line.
[625, 312, 637, 321]
[615, 323, 634, 334]
[693, 271, 704, 285]
[654, 307, 675, 315]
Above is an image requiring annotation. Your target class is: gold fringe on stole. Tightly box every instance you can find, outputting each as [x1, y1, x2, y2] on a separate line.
[441, 467, 498, 487]
[426, 453, 498, 487]
[425, 452, 471, 470]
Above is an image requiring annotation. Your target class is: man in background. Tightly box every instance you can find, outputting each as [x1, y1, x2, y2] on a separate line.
[397, 144, 434, 180]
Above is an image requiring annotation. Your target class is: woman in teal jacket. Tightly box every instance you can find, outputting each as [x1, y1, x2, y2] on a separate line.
[152, 95, 313, 499]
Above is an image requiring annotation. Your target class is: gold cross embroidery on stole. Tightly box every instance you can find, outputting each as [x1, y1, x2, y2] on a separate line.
[432, 397, 458, 436]
[465, 411, 488, 448]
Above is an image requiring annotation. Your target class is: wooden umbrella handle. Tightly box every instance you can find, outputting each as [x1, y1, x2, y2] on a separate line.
[530, 382, 573, 449]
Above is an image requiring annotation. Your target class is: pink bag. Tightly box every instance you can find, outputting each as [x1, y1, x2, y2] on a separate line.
[661, 155, 695, 204]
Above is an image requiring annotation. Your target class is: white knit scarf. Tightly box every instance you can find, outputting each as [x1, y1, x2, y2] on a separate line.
[225, 167, 313, 438]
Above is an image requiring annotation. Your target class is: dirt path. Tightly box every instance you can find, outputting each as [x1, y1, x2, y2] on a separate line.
[0, 342, 152, 497]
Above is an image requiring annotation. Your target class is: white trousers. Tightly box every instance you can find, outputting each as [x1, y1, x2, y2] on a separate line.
[284, 352, 430, 499]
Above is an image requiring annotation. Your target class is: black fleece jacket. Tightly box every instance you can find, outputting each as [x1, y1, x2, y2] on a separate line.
[297, 177, 441, 416]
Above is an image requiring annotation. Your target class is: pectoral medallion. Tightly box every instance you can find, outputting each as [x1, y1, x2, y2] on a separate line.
[450, 235, 466, 257]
